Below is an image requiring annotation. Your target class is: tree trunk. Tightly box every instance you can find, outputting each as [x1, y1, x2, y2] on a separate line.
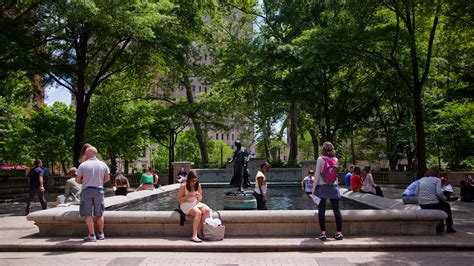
[288, 101, 298, 164]
[73, 95, 88, 167]
[413, 83, 427, 177]
[110, 155, 117, 175]
[124, 160, 129, 174]
[350, 137, 356, 165]
[182, 75, 209, 167]
[262, 124, 271, 159]
[309, 129, 319, 160]
[60, 160, 67, 175]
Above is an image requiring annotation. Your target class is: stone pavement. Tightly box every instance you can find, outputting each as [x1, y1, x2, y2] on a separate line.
[1, 251, 474, 266]
[0, 186, 473, 265]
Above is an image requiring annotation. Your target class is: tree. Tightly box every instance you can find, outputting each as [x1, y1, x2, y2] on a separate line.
[30, 0, 176, 166]
[27, 103, 75, 173]
[86, 78, 156, 174]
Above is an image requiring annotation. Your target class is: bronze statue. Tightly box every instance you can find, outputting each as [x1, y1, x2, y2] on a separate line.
[228, 140, 251, 191]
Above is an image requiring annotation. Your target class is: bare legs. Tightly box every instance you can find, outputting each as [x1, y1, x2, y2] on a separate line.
[188, 205, 211, 241]
[85, 215, 104, 235]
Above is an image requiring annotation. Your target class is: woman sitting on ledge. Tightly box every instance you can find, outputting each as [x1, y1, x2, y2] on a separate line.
[136, 167, 156, 191]
[177, 170, 211, 243]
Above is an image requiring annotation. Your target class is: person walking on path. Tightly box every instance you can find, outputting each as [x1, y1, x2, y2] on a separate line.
[416, 167, 456, 233]
[253, 161, 271, 210]
[75, 146, 110, 242]
[25, 159, 47, 215]
[312, 142, 343, 241]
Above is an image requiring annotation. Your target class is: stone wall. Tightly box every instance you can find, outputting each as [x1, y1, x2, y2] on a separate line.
[27, 184, 446, 237]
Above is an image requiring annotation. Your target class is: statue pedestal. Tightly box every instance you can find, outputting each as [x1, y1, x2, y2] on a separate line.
[223, 191, 257, 210]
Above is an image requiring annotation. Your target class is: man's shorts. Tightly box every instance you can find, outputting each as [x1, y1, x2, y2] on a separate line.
[80, 187, 105, 217]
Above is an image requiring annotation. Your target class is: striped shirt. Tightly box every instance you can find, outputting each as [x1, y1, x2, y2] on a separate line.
[415, 176, 445, 205]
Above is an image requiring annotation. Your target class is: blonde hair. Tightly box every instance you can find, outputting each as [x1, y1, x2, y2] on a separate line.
[320, 142, 336, 157]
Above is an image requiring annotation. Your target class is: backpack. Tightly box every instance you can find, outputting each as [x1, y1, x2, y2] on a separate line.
[321, 156, 338, 184]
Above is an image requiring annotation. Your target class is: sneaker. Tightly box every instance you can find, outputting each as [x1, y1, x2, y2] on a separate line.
[97, 232, 105, 240]
[334, 233, 344, 240]
[83, 234, 97, 242]
[447, 228, 456, 233]
[319, 234, 327, 241]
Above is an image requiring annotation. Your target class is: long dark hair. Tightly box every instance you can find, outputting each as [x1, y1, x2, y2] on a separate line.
[185, 170, 199, 192]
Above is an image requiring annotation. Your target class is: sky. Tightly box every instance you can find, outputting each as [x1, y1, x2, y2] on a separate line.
[44, 85, 71, 106]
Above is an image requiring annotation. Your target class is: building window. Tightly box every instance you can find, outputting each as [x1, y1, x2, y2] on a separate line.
[227, 134, 229, 141]
[205, 87, 207, 93]
[192, 85, 195, 92]
[221, 133, 224, 140]
[232, 134, 234, 141]
[199, 86, 201, 92]
[216, 133, 219, 139]
[204, 54, 207, 61]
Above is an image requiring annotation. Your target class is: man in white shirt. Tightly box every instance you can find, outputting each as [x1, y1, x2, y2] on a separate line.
[416, 167, 455, 233]
[75, 146, 110, 242]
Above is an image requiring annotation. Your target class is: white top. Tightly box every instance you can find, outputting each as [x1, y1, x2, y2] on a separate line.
[361, 173, 376, 194]
[254, 170, 267, 194]
[76, 157, 110, 188]
[303, 176, 315, 192]
[416, 176, 445, 205]
[314, 156, 338, 185]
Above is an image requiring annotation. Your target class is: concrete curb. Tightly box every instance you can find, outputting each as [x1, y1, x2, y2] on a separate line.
[1, 237, 473, 252]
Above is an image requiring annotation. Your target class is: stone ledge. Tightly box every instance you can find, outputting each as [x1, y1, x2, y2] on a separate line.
[340, 188, 418, 210]
[27, 208, 446, 237]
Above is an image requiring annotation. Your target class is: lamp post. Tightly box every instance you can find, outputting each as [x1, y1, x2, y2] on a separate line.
[168, 122, 176, 184]
[220, 144, 223, 167]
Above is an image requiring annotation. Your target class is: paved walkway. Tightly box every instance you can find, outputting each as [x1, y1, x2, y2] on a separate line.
[1, 185, 473, 265]
[2, 251, 474, 266]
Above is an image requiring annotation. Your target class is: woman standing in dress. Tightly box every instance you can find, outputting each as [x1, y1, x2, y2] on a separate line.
[177, 170, 211, 242]
[312, 142, 343, 241]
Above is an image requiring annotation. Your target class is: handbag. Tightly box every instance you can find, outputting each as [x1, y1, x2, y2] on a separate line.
[202, 211, 225, 241]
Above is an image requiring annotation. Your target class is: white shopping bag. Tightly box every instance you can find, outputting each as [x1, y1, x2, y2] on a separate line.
[311, 195, 321, 205]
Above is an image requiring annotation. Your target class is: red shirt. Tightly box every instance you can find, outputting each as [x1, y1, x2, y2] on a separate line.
[351, 174, 362, 192]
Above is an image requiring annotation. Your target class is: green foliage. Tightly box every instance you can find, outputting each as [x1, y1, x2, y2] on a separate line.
[26, 103, 75, 172]
[86, 78, 157, 173]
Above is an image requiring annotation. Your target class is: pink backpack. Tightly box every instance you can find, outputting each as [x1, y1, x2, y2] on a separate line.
[321, 156, 338, 184]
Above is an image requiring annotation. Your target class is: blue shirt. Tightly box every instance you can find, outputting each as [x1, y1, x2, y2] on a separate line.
[28, 167, 44, 189]
[403, 180, 420, 196]
[345, 172, 352, 187]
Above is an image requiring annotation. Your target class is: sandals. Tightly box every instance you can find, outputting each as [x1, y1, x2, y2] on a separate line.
[334, 233, 344, 240]
[191, 236, 202, 243]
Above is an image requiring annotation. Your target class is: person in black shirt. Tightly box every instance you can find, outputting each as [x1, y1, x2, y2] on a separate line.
[25, 159, 47, 215]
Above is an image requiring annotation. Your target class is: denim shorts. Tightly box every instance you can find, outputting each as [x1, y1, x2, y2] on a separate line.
[80, 187, 105, 217]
